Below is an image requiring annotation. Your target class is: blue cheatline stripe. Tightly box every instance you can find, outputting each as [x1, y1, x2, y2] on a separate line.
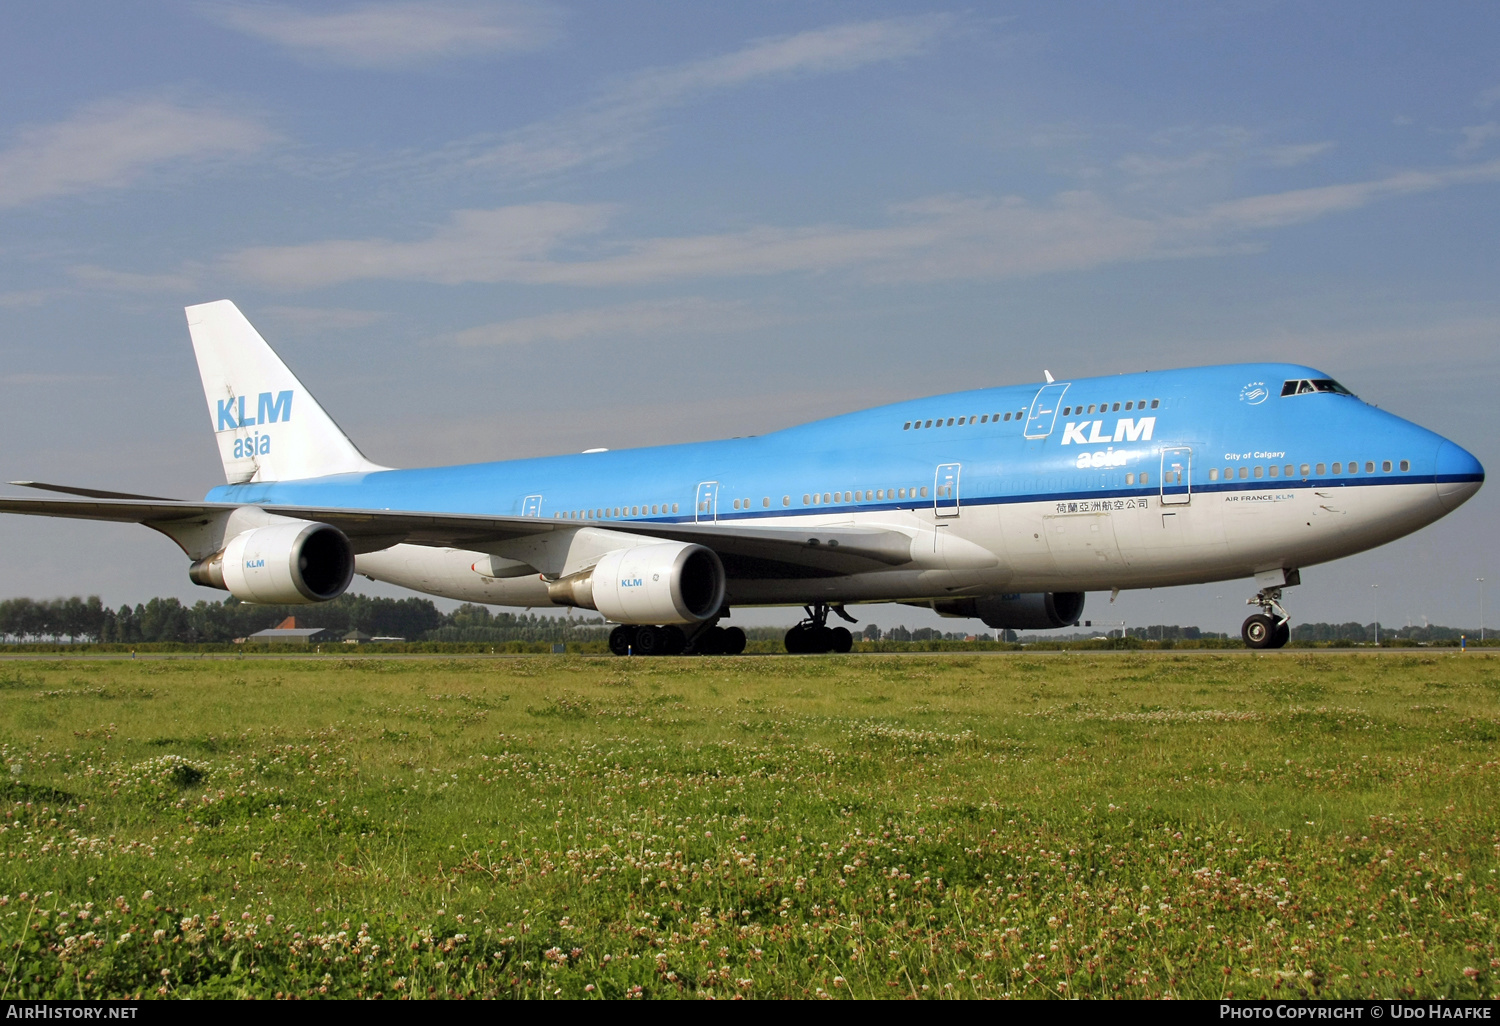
[575, 474, 1458, 525]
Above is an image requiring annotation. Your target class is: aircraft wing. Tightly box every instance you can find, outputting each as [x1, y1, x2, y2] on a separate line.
[0, 496, 915, 577]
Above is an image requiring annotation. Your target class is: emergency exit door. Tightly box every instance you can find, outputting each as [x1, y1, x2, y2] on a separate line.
[934, 463, 961, 517]
[1160, 448, 1192, 506]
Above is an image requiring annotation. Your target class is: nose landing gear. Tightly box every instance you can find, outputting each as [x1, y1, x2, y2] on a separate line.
[784, 603, 855, 654]
[1242, 586, 1292, 649]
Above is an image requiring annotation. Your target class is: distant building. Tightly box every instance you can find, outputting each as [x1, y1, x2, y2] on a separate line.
[246, 616, 335, 645]
[343, 630, 373, 645]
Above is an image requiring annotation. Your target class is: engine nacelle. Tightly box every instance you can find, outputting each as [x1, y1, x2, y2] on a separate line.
[546, 542, 725, 624]
[930, 592, 1085, 630]
[189, 521, 355, 604]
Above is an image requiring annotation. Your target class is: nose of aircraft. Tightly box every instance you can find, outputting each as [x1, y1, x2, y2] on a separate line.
[1435, 439, 1485, 512]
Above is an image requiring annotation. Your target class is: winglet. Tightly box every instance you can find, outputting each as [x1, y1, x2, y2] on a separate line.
[1044, 369, 1055, 384]
[185, 301, 389, 484]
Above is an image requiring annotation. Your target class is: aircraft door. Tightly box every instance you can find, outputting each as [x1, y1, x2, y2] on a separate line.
[522, 494, 543, 517]
[934, 463, 960, 518]
[694, 481, 719, 523]
[1023, 383, 1071, 439]
[1160, 447, 1192, 506]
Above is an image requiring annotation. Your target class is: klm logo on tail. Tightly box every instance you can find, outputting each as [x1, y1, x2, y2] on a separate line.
[217, 391, 293, 431]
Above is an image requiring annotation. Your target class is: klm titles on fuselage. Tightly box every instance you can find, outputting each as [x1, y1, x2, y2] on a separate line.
[1060, 416, 1156, 469]
[218, 391, 292, 461]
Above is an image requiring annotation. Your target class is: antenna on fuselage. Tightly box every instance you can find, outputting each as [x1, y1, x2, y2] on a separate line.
[1044, 369, 1055, 383]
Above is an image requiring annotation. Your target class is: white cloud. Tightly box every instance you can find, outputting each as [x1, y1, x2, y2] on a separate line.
[447, 15, 949, 182]
[451, 298, 758, 347]
[70, 265, 200, 293]
[258, 306, 389, 332]
[0, 98, 275, 208]
[0, 290, 60, 309]
[1261, 141, 1335, 167]
[1222, 316, 1500, 375]
[1116, 128, 1332, 179]
[218, 158, 1500, 292]
[222, 202, 613, 288]
[1197, 160, 1500, 231]
[204, 1, 559, 68]
[1456, 122, 1500, 157]
[0, 372, 103, 386]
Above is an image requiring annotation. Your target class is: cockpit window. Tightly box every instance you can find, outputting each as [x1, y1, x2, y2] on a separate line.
[1281, 378, 1355, 397]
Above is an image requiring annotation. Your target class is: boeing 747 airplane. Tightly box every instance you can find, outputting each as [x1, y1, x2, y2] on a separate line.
[0, 301, 1484, 655]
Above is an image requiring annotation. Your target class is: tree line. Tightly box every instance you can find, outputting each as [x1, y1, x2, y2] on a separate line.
[0, 595, 1485, 646]
[0, 595, 608, 644]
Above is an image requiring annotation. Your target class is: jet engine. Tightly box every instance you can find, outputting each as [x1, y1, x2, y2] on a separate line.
[546, 541, 725, 624]
[189, 521, 355, 604]
[929, 592, 1085, 630]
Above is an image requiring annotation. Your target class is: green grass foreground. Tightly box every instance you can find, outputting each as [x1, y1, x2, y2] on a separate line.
[1, 652, 1497, 1000]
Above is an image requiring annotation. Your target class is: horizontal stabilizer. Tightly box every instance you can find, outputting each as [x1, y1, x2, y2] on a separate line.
[10, 480, 180, 502]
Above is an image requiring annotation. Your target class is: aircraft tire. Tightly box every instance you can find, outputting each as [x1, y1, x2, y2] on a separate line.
[830, 626, 853, 653]
[1271, 621, 1291, 649]
[723, 626, 746, 655]
[661, 625, 687, 655]
[608, 625, 635, 656]
[695, 626, 727, 655]
[1242, 614, 1277, 649]
[784, 626, 807, 654]
[634, 625, 666, 656]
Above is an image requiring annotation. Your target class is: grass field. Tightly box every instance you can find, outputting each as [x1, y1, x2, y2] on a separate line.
[1, 650, 1497, 1000]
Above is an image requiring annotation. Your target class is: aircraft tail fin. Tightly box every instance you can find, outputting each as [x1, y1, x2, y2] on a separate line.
[185, 300, 388, 484]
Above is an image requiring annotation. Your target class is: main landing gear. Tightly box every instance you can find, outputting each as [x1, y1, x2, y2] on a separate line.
[784, 603, 856, 654]
[1242, 586, 1292, 650]
[608, 620, 746, 657]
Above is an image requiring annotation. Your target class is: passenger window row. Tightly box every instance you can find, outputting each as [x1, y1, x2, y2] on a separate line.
[1208, 459, 1409, 482]
[554, 502, 682, 520]
[1062, 399, 1160, 416]
[903, 409, 1027, 430]
[550, 483, 952, 519]
[802, 487, 929, 505]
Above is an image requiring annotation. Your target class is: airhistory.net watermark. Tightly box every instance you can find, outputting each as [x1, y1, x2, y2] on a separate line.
[4, 1007, 137, 1020]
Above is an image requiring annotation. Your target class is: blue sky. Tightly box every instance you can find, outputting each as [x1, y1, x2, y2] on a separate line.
[0, 1, 1496, 634]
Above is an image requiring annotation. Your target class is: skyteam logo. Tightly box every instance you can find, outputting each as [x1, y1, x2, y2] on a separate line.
[217, 391, 293, 431]
[1239, 381, 1269, 405]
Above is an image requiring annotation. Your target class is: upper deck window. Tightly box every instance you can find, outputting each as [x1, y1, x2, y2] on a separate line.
[1281, 378, 1355, 397]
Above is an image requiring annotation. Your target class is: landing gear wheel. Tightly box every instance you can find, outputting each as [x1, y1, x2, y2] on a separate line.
[608, 625, 636, 656]
[1244, 579, 1296, 652]
[633, 625, 666, 656]
[695, 626, 728, 655]
[785, 604, 856, 653]
[1242, 614, 1278, 650]
[784, 625, 811, 654]
[661, 625, 687, 655]
[722, 626, 746, 655]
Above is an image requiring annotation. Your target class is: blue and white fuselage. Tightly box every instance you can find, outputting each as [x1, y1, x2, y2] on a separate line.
[0, 301, 1483, 651]
[206, 362, 1482, 610]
